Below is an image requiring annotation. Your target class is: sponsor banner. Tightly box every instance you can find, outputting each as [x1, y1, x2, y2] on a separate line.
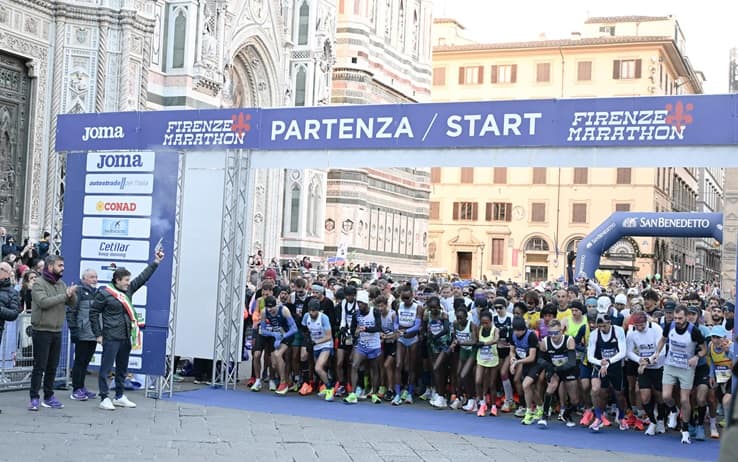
[89, 353, 143, 370]
[56, 95, 737, 152]
[86, 151, 155, 172]
[80, 238, 150, 261]
[85, 173, 154, 194]
[82, 217, 152, 238]
[83, 195, 152, 216]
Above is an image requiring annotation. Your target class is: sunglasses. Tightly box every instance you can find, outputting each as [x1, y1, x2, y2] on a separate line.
[548, 330, 561, 336]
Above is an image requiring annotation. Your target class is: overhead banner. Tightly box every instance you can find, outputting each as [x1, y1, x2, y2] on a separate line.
[575, 212, 723, 279]
[62, 151, 178, 376]
[56, 94, 738, 152]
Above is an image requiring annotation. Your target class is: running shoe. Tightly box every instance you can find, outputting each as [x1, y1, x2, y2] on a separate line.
[688, 424, 697, 438]
[82, 388, 97, 399]
[668, 411, 679, 429]
[589, 418, 602, 432]
[318, 384, 327, 396]
[70, 389, 88, 401]
[300, 382, 314, 396]
[430, 394, 443, 408]
[533, 407, 544, 421]
[290, 383, 300, 393]
[656, 420, 666, 434]
[400, 390, 409, 402]
[580, 409, 594, 426]
[695, 425, 705, 441]
[720, 418, 727, 428]
[601, 415, 612, 427]
[420, 388, 433, 401]
[557, 410, 566, 423]
[681, 431, 691, 444]
[246, 377, 256, 387]
[269, 380, 277, 391]
[565, 415, 577, 428]
[324, 388, 335, 402]
[250, 379, 262, 392]
[501, 400, 515, 413]
[477, 402, 488, 417]
[514, 407, 528, 418]
[28, 399, 39, 411]
[42, 396, 64, 409]
[710, 422, 720, 439]
[490, 404, 498, 417]
[645, 423, 657, 436]
[437, 396, 448, 409]
[335, 385, 346, 397]
[522, 410, 536, 425]
[173, 374, 185, 383]
[377, 386, 387, 398]
[392, 394, 403, 406]
[449, 398, 462, 410]
[371, 394, 382, 404]
[619, 420, 629, 431]
[462, 399, 475, 412]
[275, 383, 289, 395]
[404, 393, 414, 404]
[343, 392, 358, 404]
[633, 418, 645, 432]
[537, 418, 548, 428]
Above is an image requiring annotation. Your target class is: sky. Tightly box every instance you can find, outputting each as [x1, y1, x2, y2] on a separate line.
[433, 0, 737, 94]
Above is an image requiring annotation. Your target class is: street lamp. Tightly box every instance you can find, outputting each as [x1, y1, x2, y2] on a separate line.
[478, 242, 485, 280]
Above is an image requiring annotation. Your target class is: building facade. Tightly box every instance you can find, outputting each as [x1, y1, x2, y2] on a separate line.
[322, 0, 433, 275]
[429, 15, 719, 282]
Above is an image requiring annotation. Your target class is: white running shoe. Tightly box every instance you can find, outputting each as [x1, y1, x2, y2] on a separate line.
[269, 380, 277, 391]
[430, 394, 442, 408]
[250, 379, 262, 392]
[537, 419, 548, 428]
[710, 421, 720, 439]
[645, 423, 657, 436]
[420, 388, 433, 401]
[681, 431, 691, 444]
[112, 395, 137, 408]
[462, 399, 475, 412]
[656, 420, 666, 434]
[668, 411, 678, 429]
[449, 398, 462, 410]
[438, 396, 448, 408]
[99, 397, 115, 411]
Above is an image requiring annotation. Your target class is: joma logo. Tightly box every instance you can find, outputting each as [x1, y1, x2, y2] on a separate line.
[82, 125, 125, 141]
[95, 154, 142, 169]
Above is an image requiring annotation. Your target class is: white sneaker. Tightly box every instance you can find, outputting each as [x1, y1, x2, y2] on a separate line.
[645, 423, 657, 436]
[420, 388, 433, 400]
[462, 399, 475, 412]
[537, 419, 548, 428]
[449, 398, 461, 410]
[668, 411, 678, 429]
[438, 396, 448, 408]
[269, 380, 277, 391]
[112, 395, 137, 408]
[681, 431, 691, 444]
[99, 397, 115, 411]
[355, 387, 366, 400]
[710, 422, 720, 439]
[250, 379, 262, 392]
[656, 420, 666, 434]
[429, 394, 441, 408]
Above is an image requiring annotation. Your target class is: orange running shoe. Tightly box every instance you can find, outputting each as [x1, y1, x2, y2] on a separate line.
[299, 382, 312, 396]
[601, 415, 612, 427]
[580, 409, 594, 426]
[490, 404, 498, 417]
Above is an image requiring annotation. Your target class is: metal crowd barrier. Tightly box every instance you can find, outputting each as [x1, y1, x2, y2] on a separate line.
[0, 313, 71, 391]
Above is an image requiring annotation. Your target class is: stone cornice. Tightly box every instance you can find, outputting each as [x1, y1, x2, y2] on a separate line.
[11, 0, 154, 34]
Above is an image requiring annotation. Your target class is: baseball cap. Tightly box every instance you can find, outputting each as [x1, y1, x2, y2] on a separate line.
[264, 268, 277, 280]
[663, 300, 676, 312]
[614, 294, 627, 305]
[568, 300, 584, 312]
[723, 302, 735, 313]
[264, 296, 277, 308]
[497, 285, 509, 298]
[356, 290, 370, 305]
[512, 317, 527, 331]
[709, 325, 729, 338]
[627, 288, 639, 296]
[596, 296, 612, 314]
[687, 305, 700, 315]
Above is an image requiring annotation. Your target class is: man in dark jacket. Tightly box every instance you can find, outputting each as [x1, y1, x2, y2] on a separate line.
[90, 248, 164, 410]
[0, 260, 21, 412]
[67, 268, 99, 401]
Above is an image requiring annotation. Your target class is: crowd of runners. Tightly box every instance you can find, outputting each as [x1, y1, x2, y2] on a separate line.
[244, 268, 736, 445]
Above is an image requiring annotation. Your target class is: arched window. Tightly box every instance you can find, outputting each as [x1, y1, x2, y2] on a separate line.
[289, 184, 301, 233]
[565, 237, 582, 253]
[412, 9, 419, 54]
[398, 0, 405, 48]
[297, 1, 310, 46]
[172, 8, 187, 68]
[294, 65, 307, 106]
[525, 237, 549, 252]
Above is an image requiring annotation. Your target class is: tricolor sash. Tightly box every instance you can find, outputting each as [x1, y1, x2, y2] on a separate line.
[104, 284, 145, 348]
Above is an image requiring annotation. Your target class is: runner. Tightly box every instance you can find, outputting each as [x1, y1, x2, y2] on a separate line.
[336, 285, 358, 397]
[450, 304, 478, 410]
[587, 313, 628, 432]
[377, 295, 396, 401]
[392, 287, 422, 405]
[651, 305, 707, 444]
[707, 325, 733, 438]
[538, 319, 579, 428]
[302, 298, 335, 401]
[249, 281, 275, 392]
[425, 296, 452, 408]
[492, 296, 516, 412]
[686, 303, 711, 441]
[473, 310, 499, 416]
[626, 311, 667, 436]
[344, 290, 383, 404]
[510, 316, 544, 425]
[258, 296, 298, 395]
[290, 279, 311, 394]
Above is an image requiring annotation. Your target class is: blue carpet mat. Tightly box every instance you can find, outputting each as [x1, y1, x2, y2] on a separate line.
[170, 388, 719, 461]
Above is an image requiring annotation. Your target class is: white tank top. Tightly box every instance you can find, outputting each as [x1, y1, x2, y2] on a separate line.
[397, 302, 417, 328]
[665, 322, 696, 369]
[356, 308, 381, 350]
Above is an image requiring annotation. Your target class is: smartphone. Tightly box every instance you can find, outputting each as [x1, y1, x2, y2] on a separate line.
[155, 237, 163, 253]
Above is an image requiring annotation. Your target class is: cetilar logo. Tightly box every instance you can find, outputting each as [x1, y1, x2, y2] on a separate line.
[621, 217, 638, 229]
[163, 112, 252, 147]
[82, 125, 125, 141]
[567, 100, 694, 142]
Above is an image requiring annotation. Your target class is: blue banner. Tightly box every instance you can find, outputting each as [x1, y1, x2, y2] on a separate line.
[575, 212, 723, 279]
[56, 94, 738, 152]
[61, 151, 178, 376]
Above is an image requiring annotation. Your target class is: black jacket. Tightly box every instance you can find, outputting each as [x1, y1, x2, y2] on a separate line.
[0, 278, 21, 334]
[66, 283, 98, 342]
[90, 262, 158, 341]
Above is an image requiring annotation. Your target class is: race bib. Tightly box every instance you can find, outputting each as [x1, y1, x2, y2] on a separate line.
[552, 354, 568, 367]
[715, 365, 732, 384]
[479, 345, 495, 361]
[515, 347, 528, 359]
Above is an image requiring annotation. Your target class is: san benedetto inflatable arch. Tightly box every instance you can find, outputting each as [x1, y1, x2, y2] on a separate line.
[575, 212, 723, 279]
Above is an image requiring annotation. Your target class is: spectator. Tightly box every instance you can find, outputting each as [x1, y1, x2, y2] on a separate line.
[36, 232, 51, 260]
[1, 235, 19, 258]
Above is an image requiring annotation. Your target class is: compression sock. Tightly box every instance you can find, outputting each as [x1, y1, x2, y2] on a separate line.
[408, 384, 415, 395]
[300, 361, 309, 384]
[594, 407, 603, 419]
[543, 393, 554, 415]
[395, 384, 401, 396]
[658, 403, 668, 420]
[681, 420, 689, 432]
[697, 406, 707, 425]
[644, 400, 656, 423]
[502, 378, 514, 402]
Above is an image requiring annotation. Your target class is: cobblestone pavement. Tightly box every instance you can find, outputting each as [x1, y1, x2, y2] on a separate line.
[0, 388, 716, 462]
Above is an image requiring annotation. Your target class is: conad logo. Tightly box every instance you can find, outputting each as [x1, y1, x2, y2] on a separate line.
[95, 201, 138, 212]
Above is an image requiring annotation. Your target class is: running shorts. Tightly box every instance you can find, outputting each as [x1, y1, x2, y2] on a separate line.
[637, 367, 663, 391]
